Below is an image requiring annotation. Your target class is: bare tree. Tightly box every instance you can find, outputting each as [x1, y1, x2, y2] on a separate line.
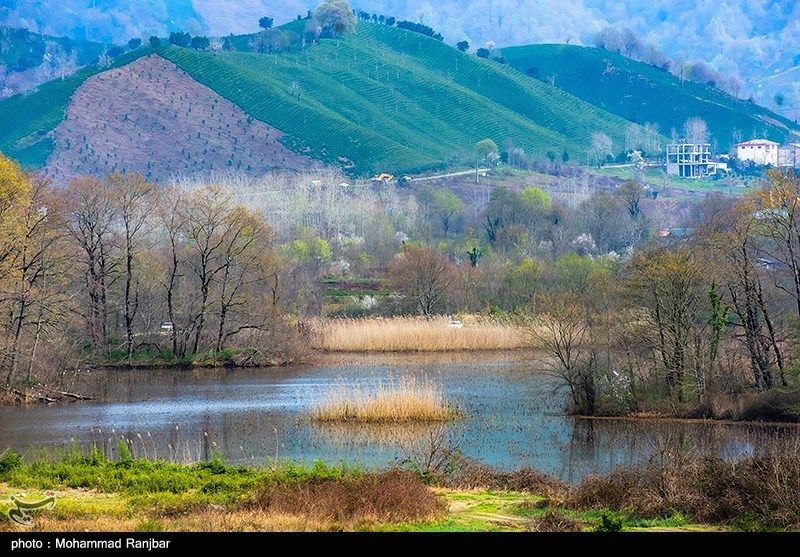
[697, 196, 784, 389]
[212, 206, 278, 352]
[61, 177, 119, 355]
[531, 291, 597, 414]
[156, 187, 187, 357]
[388, 246, 456, 316]
[108, 173, 157, 365]
[1, 177, 68, 384]
[180, 185, 233, 355]
[627, 247, 706, 402]
[589, 132, 613, 166]
[750, 169, 800, 323]
[683, 117, 710, 144]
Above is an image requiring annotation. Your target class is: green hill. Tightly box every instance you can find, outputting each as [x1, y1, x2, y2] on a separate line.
[157, 23, 646, 175]
[502, 43, 800, 152]
[0, 23, 655, 176]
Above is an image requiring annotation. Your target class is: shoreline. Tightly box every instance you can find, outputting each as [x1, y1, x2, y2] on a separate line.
[3, 348, 800, 427]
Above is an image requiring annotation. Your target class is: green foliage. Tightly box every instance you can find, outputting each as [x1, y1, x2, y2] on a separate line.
[0, 444, 365, 514]
[502, 44, 799, 150]
[553, 253, 608, 294]
[117, 438, 133, 464]
[475, 138, 499, 161]
[197, 453, 227, 474]
[0, 449, 22, 474]
[707, 280, 729, 362]
[594, 509, 625, 532]
[520, 186, 551, 212]
[314, 0, 358, 38]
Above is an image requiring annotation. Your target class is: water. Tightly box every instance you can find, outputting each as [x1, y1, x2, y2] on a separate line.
[1, 357, 797, 484]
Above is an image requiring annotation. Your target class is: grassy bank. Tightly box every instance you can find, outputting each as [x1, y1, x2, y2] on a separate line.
[2, 445, 799, 531]
[310, 316, 531, 352]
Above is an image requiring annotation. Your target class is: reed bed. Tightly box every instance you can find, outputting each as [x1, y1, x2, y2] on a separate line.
[311, 375, 457, 423]
[310, 316, 533, 352]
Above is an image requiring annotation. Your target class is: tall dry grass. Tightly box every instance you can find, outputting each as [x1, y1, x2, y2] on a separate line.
[310, 316, 534, 352]
[311, 375, 457, 422]
[245, 469, 445, 525]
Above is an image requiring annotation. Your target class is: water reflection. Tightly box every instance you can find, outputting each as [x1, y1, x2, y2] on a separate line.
[0, 360, 798, 484]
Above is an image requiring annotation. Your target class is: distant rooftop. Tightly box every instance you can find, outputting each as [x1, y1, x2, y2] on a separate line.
[736, 139, 780, 147]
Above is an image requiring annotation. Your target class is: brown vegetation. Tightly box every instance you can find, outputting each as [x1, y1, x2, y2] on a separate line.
[527, 510, 584, 532]
[443, 459, 568, 501]
[45, 55, 319, 186]
[569, 451, 800, 529]
[310, 316, 531, 352]
[311, 375, 456, 422]
[244, 469, 445, 525]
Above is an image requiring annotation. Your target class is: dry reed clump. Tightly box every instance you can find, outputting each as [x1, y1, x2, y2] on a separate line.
[310, 316, 532, 352]
[243, 469, 445, 525]
[569, 452, 800, 529]
[311, 375, 457, 423]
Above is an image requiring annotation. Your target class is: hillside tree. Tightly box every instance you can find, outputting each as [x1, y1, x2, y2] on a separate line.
[589, 132, 613, 166]
[314, 0, 357, 38]
[432, 189, 463, 235]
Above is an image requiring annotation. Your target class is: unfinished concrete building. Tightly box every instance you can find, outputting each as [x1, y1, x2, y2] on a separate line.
[666, 143, 715, 177]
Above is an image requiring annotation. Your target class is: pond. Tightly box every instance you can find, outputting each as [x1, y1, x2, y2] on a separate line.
[1, 354, 797, 484]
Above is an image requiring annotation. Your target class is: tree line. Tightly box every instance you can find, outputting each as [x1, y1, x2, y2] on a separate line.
[0, 156, 294, 392]
[3, 148, 800, 419]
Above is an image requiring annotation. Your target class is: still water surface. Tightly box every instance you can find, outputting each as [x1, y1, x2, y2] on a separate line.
[1, 357, 796, 483]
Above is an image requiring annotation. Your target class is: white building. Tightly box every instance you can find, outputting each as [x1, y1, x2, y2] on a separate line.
[666, 143, 715, 177]
[735, 139, 779, 166]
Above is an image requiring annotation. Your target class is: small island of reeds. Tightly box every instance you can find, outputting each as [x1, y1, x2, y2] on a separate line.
[311, 375, 459, 423]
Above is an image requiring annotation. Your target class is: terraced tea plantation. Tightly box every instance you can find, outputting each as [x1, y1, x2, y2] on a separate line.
[502, 43, 800, 152]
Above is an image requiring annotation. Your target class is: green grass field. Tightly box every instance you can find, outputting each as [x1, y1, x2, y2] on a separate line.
[502, 44, 800, 153]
